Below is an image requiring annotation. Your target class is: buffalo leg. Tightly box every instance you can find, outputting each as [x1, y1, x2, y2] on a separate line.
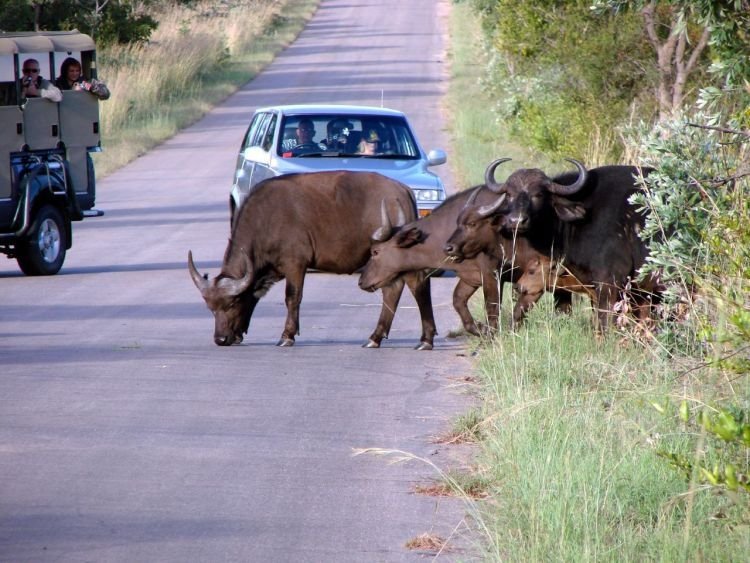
[279, 268, 306, 346]
[594, 281, 618, 333]
[404, 271, 437, 350]
[364, 277, 405, 348]
[479, 269, 501, 333]
[452, 278, 481, 336]
[552, 290, 573, 314]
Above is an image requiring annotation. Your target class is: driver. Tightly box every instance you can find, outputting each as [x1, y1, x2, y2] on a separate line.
[290, 119, 323, 155]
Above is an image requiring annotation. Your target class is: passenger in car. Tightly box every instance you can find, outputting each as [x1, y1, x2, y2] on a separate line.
[357, 129, 382, 155]
[324, 118, 354, 151]
[55, 57, 110, 100]
[19, 59, 62, 102]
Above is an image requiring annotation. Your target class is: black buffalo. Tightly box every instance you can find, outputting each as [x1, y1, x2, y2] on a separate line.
[189, 171, 436, 349]
[444, 159, 659, 330]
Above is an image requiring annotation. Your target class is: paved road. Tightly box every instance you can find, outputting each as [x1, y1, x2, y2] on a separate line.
[0, 0, 479, 560]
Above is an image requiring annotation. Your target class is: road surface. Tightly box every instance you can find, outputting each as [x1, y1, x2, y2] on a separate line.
[0, 0, 480, 560]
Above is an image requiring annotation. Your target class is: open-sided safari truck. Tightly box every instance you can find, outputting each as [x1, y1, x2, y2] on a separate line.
[0, 30, 103, 275]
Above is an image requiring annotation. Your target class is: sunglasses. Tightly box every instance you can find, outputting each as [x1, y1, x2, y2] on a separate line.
[23, 68, 40, 74]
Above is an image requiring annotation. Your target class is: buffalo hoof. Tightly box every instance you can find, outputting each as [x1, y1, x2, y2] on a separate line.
[276, 338, 295, 347]
[362, 339, 381, 349]
[414, 341, 433, 351]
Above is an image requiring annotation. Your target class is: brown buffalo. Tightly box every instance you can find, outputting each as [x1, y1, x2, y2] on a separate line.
[358, 180, 571, 335]
[445, 158, 658, 331]
[189, 171, 436, 349]
[513, 255, 595, 325]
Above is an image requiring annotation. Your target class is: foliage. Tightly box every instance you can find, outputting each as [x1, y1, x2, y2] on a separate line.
[0, 0, 158, 45]
[468, 0, 656, 161]
[653, 399, 750, 526]
[593, 0, 750, 89]
[614, 16, 750, 528]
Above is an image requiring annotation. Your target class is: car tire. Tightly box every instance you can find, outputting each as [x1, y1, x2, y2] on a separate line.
[16, 205, 67, 276]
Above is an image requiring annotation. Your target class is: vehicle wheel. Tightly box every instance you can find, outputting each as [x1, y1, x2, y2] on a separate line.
[16, 205, 67, 276]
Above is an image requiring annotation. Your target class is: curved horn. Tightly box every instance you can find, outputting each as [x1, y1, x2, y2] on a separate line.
[394, 200, 407, 228]
[463, 186, 483, 209]
[371, 199, 393, 242]
[477, 193, 507, 218]
[216, 253, 253, 297]
[188, 251, 210, 294]
[547, 158, 588, 195]
[484, 158, 512, 193]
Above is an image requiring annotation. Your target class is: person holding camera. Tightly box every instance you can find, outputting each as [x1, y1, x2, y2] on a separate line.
[20, 58, 62, 102]
[55, 57, 110, 100]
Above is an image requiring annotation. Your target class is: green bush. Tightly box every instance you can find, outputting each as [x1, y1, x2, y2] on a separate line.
[470, 0, 655, 161]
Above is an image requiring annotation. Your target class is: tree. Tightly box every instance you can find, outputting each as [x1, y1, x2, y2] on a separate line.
[592, 0, 750, 120]
[0, 0, 157, 45]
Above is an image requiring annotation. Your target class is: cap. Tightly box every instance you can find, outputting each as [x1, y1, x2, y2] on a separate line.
[364, 129, 380, 142]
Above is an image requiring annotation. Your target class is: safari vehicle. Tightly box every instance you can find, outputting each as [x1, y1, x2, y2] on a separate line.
[0, 30, 103, 275]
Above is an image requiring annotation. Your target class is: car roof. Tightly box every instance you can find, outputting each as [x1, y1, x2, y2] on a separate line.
[254, 104, 407, 118]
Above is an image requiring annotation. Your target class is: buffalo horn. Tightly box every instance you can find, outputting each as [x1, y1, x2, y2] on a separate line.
[477, 193, 507, 218]
[394, 200, 407, 228]
[188, 250, 210, 294]
[484, 158, 513, 193]
[216, 253, 253, 296]
[371, 199, 393, 242]
[547, 158, 588, 195]
[463, 186, 483, 209]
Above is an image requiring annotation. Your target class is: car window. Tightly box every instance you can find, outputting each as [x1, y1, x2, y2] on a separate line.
[241, 112, 265, 151]
[261, 114, 277, 151]
[277, 114, 420, 159]
[242, 112, 275, 151]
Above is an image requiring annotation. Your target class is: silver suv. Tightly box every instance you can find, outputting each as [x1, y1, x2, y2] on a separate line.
[229, 104, 447, 221]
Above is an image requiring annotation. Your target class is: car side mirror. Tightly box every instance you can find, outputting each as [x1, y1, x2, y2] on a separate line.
[426, 149, 447, 166]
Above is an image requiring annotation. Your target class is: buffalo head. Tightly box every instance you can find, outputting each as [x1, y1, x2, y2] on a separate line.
[483, 157, 589, 234]
[358, 200, 415, 292]
[444, 185, 507, 261]
[188, 251, 256, 346]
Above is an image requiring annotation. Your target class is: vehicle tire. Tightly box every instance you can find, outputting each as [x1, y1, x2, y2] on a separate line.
[16, 205, 67, 276]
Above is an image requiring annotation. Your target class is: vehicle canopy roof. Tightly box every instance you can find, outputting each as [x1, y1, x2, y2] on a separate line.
[0, 31, 95, 56]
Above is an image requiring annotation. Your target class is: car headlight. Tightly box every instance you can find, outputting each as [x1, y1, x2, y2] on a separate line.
[413, 189, 442, 201]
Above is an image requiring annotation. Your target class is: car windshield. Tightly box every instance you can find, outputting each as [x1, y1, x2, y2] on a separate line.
[277, 114, 421, 159]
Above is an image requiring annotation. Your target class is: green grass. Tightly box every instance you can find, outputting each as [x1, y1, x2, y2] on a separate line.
[444, 2, 547, 189]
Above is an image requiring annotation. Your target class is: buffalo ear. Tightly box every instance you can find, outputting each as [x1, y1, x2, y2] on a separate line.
[395, 226, 424, 248]
[551, 197, 586, 222]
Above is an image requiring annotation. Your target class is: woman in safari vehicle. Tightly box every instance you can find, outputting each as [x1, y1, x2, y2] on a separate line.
[55, 56, 110, 100]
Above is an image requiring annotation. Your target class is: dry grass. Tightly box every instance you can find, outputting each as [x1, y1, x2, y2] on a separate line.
[94, 0, 318, 175]
[404, 532, 449, 553]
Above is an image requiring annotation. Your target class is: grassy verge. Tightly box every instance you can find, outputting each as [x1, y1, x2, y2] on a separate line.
[93, 0, 320, 177]
[445, 2, 749, 560]
[443, 2, 546, 189]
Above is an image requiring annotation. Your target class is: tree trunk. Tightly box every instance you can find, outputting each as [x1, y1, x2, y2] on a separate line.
[641, 1, 710, 121]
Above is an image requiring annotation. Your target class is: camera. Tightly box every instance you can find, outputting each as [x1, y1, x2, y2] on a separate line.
[22, 76, 32, 86]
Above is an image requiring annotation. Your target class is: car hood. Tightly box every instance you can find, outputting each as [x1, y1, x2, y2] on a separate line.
[269, 155, 443, 190]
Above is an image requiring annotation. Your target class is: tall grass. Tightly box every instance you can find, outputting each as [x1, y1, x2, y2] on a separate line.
[93, 0, 319, 176]
[446, 2, 749, 560]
